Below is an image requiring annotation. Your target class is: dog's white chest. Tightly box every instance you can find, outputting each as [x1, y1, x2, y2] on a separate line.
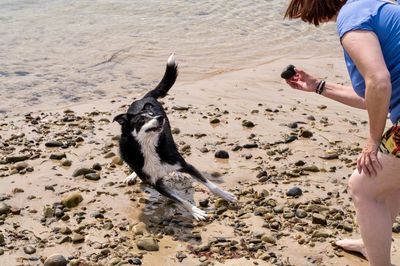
[137, 133, 180, 184]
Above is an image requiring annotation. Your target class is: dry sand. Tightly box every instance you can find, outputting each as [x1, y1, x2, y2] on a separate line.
[1, 54, 399, 266]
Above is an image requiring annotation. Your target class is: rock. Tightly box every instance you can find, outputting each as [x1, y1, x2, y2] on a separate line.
[14, 162, 28, 171]
[50, 153, 66, 160]
[199, 199, 209, 208]
[295, 209, 307, 218]
[72, 167, 95, 177]
[287, 122, 298, 129]
[176, 252, 187, 262]
[72, 233, 85, 243]
[132, 222, 147, 236]
[43, 205, 55, 218]
[210, 118, 220, 124]
[0, 202, 10, 215]
[312, 230, 330, 238]
[286, 187, 303, 197]
[261, 233, 276, 244]
[45, 141, 64, 147]
[215, 150, 229, 159]
[343, 222, 353, 232]
[112, 156, 124, 165]
[128, 258, 142, 265]
[6, 155, 30, 163]
[171, 128, 180, 134]
[60, 159, 72, 167]
[214, 199, 229, 209]
[242, 120, 255, 128]
[393, 223, 400, 233]
[312, 213, 327, 226]
[243, 143, 258, 149]
[319, 153, 339, 160]
[302, 165, 320, 172]
[61, 192, 83, 208]
[23, 246, 36, 254]
[60, 227, 72, 235]
[307, 115, 316, 121]
[84, 173, 100, 181]
[92, 163, 102, 171]
[284, 135, 298, 143]
[44, 254, 68, 266]
[299, 129, 313, 138]
[0, 233, 4, 245]
[104, 152, 116, 158]
[294, 160, 306, 166]
[0, 248, 3, 255]
[136, 238, 159, 251]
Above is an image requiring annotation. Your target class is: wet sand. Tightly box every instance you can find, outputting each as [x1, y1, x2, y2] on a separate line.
[1, 55, 400, 266]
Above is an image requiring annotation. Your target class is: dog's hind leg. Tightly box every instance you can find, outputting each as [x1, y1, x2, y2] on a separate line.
[180, 164, 237, 203]
[154, 178, 207, 221]
[124, 172, 138, 185]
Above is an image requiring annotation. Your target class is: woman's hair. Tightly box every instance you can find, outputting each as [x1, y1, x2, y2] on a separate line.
[284, 0, 346, 26]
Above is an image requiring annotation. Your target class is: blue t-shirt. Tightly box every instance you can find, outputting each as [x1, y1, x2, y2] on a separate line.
[337, 0, 400, 123]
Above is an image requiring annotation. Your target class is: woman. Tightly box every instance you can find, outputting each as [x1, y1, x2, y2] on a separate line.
[283, 0, 400, 265]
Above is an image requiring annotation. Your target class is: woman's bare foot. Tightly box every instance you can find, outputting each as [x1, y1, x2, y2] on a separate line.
[336, 239, 368, 259]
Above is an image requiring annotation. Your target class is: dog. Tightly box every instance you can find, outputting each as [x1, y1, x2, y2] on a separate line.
[113, 54, 237, 220]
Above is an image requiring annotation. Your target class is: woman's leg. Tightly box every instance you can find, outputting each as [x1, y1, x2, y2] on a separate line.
[336, 189, 400, 259]
[344, 152, 400, 266]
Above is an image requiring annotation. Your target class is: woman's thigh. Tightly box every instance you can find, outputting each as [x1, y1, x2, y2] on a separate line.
[349, 152, 400, 202]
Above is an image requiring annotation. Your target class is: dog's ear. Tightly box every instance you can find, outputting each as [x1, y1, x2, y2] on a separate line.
[113, 113, 128, 125]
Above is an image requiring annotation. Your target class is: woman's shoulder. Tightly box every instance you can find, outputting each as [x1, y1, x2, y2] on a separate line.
[337, 0, 390, 38]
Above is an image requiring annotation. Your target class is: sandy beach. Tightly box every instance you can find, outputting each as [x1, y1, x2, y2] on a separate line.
[1, 53, 400, 266]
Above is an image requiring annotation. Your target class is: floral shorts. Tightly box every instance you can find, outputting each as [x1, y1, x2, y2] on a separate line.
[379, 121, 400, 157]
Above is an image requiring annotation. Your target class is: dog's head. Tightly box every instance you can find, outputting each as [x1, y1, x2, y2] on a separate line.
[114, 99, 166, 141]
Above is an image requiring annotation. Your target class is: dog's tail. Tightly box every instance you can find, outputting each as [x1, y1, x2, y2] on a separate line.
[144, 53, 178, 99]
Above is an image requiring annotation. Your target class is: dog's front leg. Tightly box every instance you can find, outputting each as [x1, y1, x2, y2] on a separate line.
[154, 178, 207, 221]
[180, 164, 237, 203]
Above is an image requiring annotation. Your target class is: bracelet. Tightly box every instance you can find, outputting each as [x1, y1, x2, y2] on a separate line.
[315, 80, 326, 94]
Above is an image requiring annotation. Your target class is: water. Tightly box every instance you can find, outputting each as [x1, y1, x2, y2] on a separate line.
[0, 0, 340, 113]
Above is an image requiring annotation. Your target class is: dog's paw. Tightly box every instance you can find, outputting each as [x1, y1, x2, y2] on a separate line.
[191, 206, 207, 221]
[217, 190, 237, 203]
[124, 172, 137, 185]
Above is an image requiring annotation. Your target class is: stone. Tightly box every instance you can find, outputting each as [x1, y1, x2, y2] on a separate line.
[261, 233, 276, 244]
[104, 152, 116, 158]
[312, 230, 330, 238]
[242, 120, 255, 128]
[61, 192, 83, 208]
[92, 163, 102, 171]
[60, 227, 72, 235]
[132, 222, 147, 236]
[319, 153, 339, 160]
[136, 238, 159, 251]
[50, 153, 66, 160]
[6, 155, 30, 163]
[43, 205, 55, 218]
[14, 162, 28, 171]
[112, 156, 124, 165]
[393, 223, 400, 233]
[343, 222, 353, 232]
[0, 233, 4, 245]
[312, 213, 327, 226]
[0, 248, 3, 255]
[302, 165, 320, 172]
[214, 199, 229, 209]
[72, 167, 95, 177]
[23, 246, 36, 254]
[0, 202, 10, 215]
[210, 118, 220, 124]
[128, 258, 142, 265]
[299, 129, 313, 138]
[44, 254, 68, 266]
[214, 150, 229, 159]
[284, 135, 298, 143]
[60, 159, 72, 167]
[286, 187, 303, 197]
[199, 199, 209, 208]
[84, 173, 100, 181]
[294, 160, 306, 166]
[45, 141, 64, 147]
[72, 233, 85, 243]
[295, 209, 307, 218]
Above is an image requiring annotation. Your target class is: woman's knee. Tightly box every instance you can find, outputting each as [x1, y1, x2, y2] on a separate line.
[348, 171, 373, 202]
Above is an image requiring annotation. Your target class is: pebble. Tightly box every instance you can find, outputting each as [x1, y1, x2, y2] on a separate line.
[84, 173, 100, 181]
[43, 205, 55, 218]
[302, 165, 320, 172]
[214, 199, 229, 209]
[261, 233, 276, 244]
[92, 163, 102, 171]
[60, 227, 72, 235]
[6, 155, 30, 163]
[393, 223, 400, 233]
[319, 153, 339, 160]
[128, 258, 142, 265]
[45, 141, 64, 147]
[132, 222, 147, 236]
[61, 192, 83, 208]
[50, 153, 66, 160]
[14, 162, 28, 171]
[136, 238, 159, 251]
[72, 233, 85, 243]
[299, 129, 313, 138]
[286, 187, 303, 197]
[0, 233, 4, 245]
[0, 248, 3, 255]
[312, 213, 327, 225]
[284, 135, 298, 143]
[23, 246, 36, 255]
[214, 150, 229, 159]
[210, 118, 220, 124]
[242, 120, 255, 128]
[72, 167, 95, 177]
[61, 159, 72, 167]
[112, 156, 124, 165]
[44, 254, 68, 266]
[295, 209, 307, 218]
[0, 202, 10, 215]
[199, 199, 209, 208]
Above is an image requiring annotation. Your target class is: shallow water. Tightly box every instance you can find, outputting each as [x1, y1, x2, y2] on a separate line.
[0, 0, 340, 113]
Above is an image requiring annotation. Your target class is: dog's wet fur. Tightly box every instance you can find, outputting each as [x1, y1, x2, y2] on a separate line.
[114, 54, 236, 220]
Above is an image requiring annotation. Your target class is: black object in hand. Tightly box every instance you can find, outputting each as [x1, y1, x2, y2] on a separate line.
[280, 64, 296, 79]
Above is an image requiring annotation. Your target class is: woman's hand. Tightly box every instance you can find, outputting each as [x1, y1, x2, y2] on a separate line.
[285, 68, 319, 92]
[357, 137, 383, 176]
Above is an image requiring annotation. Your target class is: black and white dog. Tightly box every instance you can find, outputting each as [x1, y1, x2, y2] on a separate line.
[114, 54, 236, 220]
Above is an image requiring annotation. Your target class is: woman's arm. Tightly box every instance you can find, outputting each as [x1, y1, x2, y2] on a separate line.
[341, 30, 391, 176]
[286, 69, 366, 109]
